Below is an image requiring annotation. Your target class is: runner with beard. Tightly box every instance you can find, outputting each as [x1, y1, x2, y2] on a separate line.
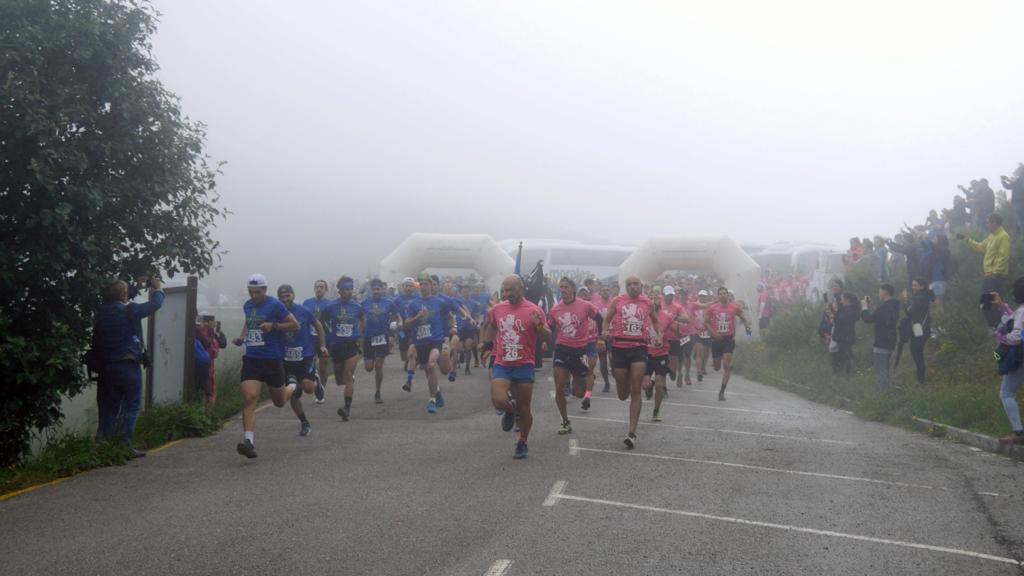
[483, 275, 550, 459]
[706, 286, 752, 401]
[361, 279, 403, 404]
[548, 277, 602, 434]
[604, 275, 661, 449]
[302, 279, 334, 403]
[320, 276, 365, 421]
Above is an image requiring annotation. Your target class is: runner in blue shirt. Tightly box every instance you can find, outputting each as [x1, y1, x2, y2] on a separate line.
[394, 277, 420, 390]
[361, 278, 403, 404]
[320, 276, 365, 421]
[405, 274, 459, 413]
[231, 273, 300, 459]
[279, 284, 327, 437]
[455, 284, 483, 376]
[302, 279, 334, 403]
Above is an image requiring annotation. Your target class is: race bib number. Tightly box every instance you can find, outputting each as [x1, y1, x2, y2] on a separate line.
[285, 347, 303, 362]
[502, 343, 522, 362]
[624, 319, 643, 337]
[371, 334, 386, 346]
[336, 324, 353, 338]
[416, 324, 432, 339]
[699, 330, 710, 339]
[717, 317, 730, 333]
[246, 329, 264, 347]
[681, 336, 691, 345]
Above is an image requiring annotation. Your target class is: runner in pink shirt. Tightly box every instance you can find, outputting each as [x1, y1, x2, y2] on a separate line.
[660, 286, 691, 387]
[577, 285, 603, 411]
[481, 275, 550, 460]
[645, 304, 674, 422]
[705, 286, 752, 401]
[603, 275, 662, 449]
[548, 278, 602, 433]
[692, 290, 715, 381]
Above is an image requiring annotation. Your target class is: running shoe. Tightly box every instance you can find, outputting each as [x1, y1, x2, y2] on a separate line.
[300, 421, 312, 436]
[374, 392, 383, 404]
[718, 391, 726, 401]
[513, 440, 528, 459]
[644, 384, 653, 400]
[697, 371, 704, 382]
[623, 433, 637, 450]
[581, 396, 591, 411]
[337, 406, 349, 421]
[668, 370, 676, 382]
[652, 410, 662, 422]
[427, 399, 438, 414]
[314, 377, 326, 403]
[435, 390, 445, 408]
[501, 402, 517, 432]
[236, 439, 257, 458]
[602, 382, 610, 393]
[403, 371, 413, 392]
[448, 371, 457, 382]
[558, 420, 572, 435]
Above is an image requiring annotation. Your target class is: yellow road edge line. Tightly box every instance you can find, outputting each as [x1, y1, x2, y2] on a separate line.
[0, 476, 72, 502]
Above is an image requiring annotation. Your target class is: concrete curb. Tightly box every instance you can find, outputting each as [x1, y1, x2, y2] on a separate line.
[912, 416, 1024, 459]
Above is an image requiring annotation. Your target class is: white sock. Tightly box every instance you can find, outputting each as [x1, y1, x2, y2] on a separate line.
[244, 431, 254, 444]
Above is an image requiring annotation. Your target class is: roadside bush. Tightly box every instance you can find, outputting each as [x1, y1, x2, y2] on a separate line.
[133, 403, 221, 449]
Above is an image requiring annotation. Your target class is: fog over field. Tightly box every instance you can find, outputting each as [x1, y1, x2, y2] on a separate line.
[150, 0, 1024, 294]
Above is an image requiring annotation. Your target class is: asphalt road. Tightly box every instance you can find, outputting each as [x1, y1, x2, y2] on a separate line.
[2, 358, 1023, 576]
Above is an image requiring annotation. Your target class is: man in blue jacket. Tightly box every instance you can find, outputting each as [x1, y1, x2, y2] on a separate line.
[92, 276, 165, 457]
[860, 284, 900, 392]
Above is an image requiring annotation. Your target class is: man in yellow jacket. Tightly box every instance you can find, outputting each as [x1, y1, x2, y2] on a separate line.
[961, 213, 1011, 325]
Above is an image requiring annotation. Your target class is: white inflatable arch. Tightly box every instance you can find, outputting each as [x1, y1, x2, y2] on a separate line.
[618, 236, 762, 334]
[379, 233, 515, 290]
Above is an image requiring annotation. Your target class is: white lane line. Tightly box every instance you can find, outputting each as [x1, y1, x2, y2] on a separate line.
[587, 395, 794, 416]
[484, 559, 514, 576]
[568, 439, 579, 456]
[551, 490, 1021, 567]
[572, 415, 857, 446]
[574, 446, 1004, 497]
[543, 480, 567, 507]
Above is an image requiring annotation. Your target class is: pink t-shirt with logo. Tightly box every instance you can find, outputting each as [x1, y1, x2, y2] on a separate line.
[487, 299, 547, 367]
[548, 298, 599, 349]
[707, 302, 743, 337]
[647, 310, 672, 357]
[610, 294, 653, 349]
[661, 300, 684, 341]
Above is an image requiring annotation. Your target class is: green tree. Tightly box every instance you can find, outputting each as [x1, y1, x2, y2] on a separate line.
[0, 0, 225, 465]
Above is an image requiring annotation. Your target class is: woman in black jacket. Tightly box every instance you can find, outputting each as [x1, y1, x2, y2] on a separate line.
[903, 277, 934, 385]
[831, 292, 861, 375]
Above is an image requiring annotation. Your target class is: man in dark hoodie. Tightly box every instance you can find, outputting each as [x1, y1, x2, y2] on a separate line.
[861, 284, 900, 391]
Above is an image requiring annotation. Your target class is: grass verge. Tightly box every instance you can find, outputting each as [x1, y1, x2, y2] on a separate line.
[1, 355, 267, 498]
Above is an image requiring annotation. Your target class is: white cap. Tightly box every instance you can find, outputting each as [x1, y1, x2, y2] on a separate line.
[698, 289, 711, 297]
[247, 273, 268, 288]
[663, 286, 675, 296]
[402, 277, 416, 285]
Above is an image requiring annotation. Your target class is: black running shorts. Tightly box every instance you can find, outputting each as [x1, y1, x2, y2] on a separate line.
[611, 345, 648, 369]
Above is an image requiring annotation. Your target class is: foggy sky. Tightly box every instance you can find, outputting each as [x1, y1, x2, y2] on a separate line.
[150, 0, 1024, 294]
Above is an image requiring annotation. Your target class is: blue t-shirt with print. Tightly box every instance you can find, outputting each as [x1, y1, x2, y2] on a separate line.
[321, 298, 364, 345]
[363, 296, 400, 338]
[405, 295, 455, 344]
[283, 303, 317, 360]
[242, 296, 290, 360]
